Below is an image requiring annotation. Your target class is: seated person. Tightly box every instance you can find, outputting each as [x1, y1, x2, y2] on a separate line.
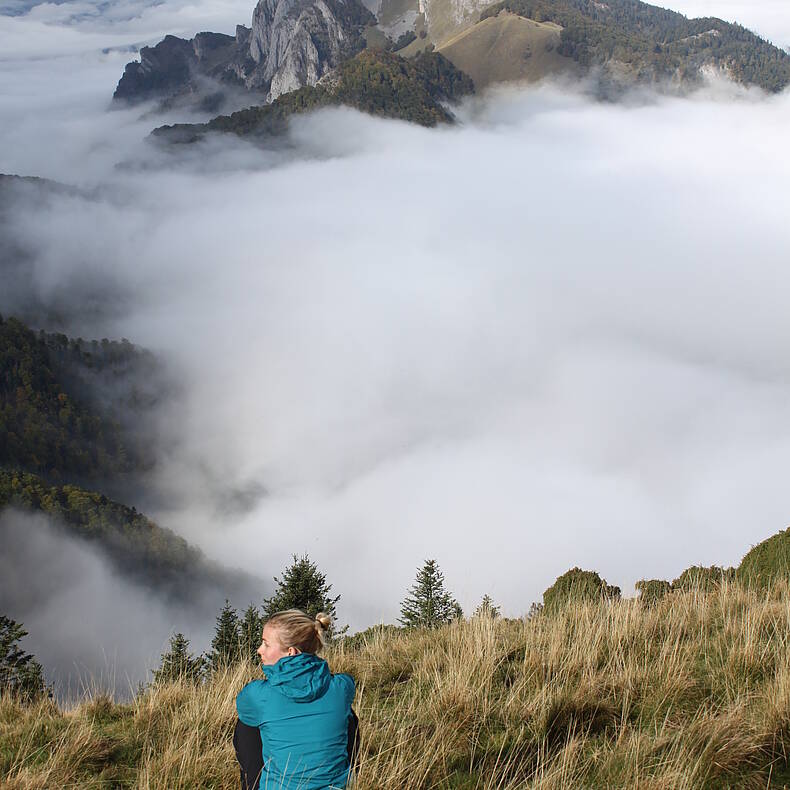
[234, 609, 359, 789]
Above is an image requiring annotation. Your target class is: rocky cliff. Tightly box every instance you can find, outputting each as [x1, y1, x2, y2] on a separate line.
[113, 0, 373, 106]
[249, 0, 373, 99]
[113, 30, 256, 105]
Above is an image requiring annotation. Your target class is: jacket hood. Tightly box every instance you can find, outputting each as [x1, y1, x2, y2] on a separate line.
[262, 653, 331, 702]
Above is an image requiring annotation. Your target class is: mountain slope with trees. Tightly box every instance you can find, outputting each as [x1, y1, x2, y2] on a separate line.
[0, 314, 259, 601]
[152, 50, 474, 143]
[0, 313, 174, 494]
[0, 470, 211, 591]
[478, 0, 790, 91]
[0, 315, 143, 485]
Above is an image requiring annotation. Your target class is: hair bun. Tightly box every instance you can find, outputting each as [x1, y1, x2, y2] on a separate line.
[315, 612, 332, 632]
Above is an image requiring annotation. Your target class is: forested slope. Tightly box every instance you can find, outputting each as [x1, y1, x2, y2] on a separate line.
[152, 50, 474, 143]
[479, 0, 790, 91]
[0, 315, 156, 485]
[0, 314, 254, 597]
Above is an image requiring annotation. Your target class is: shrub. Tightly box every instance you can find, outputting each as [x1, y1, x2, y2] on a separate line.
[635, 578, 672, 606]
[543, 567, 620, 613]
[672, 565, 735, 592]
[340, 624, 403, 651]
[738, 527, 790, 590]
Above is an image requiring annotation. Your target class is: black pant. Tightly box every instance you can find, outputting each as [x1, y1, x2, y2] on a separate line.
[234, 710, 361, 790]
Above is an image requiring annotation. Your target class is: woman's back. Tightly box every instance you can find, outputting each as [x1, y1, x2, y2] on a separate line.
[237, 653, 355, 789]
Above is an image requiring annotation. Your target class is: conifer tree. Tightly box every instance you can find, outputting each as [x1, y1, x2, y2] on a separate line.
[473, 594, 501, 619]
[0, 615, 48, 701]
[153, 632, 204, 684]
[263, 554, 340, 622]
[240, 604, 264, 662]
[208, 600, 242, 671]
[399, 559, 462, 629]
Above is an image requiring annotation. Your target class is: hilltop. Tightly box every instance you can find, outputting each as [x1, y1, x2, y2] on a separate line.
[5, 583, 790, 788]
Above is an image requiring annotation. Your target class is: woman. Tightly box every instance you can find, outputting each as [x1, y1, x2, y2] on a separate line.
[234, 609, 359, 790]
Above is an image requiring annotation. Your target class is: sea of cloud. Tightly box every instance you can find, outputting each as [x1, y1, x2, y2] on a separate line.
[2, 0, 790, 686]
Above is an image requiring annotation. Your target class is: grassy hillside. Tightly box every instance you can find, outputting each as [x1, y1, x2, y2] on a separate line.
[152, 50, 474, 143]
[5, 583, 790, 788]
[438, 14, 578, 90]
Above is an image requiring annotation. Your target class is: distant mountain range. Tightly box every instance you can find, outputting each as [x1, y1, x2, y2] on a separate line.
[113, 0, 790, 143]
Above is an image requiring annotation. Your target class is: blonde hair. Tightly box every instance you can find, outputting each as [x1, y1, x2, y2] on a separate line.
[266, 609, 332, 654]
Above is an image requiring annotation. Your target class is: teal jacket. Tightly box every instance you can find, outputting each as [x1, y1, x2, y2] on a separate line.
[236, 653, 356, 789]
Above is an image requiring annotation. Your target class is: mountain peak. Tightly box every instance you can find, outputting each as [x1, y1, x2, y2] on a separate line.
[113, 0, 373, 106]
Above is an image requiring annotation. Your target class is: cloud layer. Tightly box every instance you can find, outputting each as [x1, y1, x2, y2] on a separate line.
[2, 0, 790, 645]
[0, 510, 221, 697]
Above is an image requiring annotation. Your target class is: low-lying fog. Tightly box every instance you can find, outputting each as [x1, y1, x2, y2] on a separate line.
[2, 0, 790, 692]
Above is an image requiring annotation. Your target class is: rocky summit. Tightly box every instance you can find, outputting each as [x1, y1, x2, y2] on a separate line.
[113, 0, 373, 106]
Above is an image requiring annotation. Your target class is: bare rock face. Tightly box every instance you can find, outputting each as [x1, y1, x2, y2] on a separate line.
[247, 0, 373, 99]
[113, 0, 372, 107]
[113, 32, 259, 103]
[247, 0, 356, 98]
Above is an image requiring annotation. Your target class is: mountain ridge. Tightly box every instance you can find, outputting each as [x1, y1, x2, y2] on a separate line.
[112, 0, 790, 149]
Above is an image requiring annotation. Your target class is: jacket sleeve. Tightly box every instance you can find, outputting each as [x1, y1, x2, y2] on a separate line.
[236, 680, 266, 726]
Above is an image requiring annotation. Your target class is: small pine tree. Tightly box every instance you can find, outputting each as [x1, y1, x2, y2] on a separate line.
[527, 602, 544, 620]
[0, 616, 48, 701]
[208, 601, 242, 672]
[263, 555, 340, 622]
[153, 633, 204, 684]
[473, 594, 501, 619]
[399, 559, 462, 629]
[240, 604, 264, 662]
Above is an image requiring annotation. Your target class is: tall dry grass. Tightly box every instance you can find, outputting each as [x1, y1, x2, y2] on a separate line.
[4, 582, 790, 788]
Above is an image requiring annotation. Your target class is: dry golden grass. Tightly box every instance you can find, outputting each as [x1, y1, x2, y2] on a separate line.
[4, 583, 790, 788]
[438, 14, 578, 91]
